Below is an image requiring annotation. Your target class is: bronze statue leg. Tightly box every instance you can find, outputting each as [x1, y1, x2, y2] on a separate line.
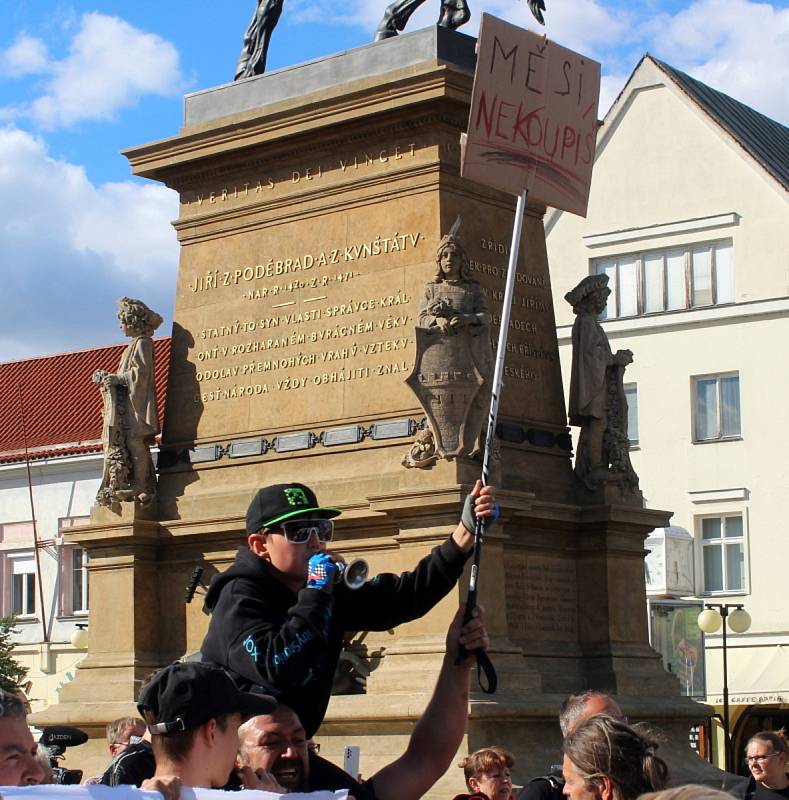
[437, 0, 470, 29]
[235, 0, 285, 80]
[374, 0, 427, 40]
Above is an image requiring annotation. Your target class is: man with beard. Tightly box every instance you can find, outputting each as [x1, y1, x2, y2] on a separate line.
[237, 604, 489, 800]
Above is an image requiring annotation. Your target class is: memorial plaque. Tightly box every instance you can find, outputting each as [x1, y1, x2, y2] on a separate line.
[506, 553, 578, 639]
[165, 181, 566, 447]
[169, 191, 429, 445]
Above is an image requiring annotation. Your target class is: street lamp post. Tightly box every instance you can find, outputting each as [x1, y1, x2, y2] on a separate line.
[697, 603, 751, 772]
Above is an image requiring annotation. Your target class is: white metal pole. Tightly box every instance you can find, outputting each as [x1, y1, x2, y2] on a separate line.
[468, 186, 529, 600]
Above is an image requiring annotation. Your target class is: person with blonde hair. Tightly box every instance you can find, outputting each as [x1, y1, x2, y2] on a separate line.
[561, 716, 668, 800]
[744, 731, 789, 800]
[455, 747, 516, 800]
[641, 785, 734, 800]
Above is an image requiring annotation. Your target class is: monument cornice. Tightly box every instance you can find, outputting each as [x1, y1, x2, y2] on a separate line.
[63, 519, 159, 550]
[368, 485, 535, 519]
[164, 112, 467, 190]
[125, 65, 472, 183]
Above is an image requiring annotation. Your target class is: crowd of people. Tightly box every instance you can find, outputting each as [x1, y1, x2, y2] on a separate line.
[3, 685, 787, 799]
[0, 481, 786, 799]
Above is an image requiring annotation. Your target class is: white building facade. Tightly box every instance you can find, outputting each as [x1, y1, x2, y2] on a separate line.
[545, 55, 789, 770]
[0, 455, 100, 711]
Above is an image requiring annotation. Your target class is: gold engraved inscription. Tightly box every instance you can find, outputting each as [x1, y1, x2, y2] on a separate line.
[190, 232, 422, 295]
[186, 143, 419, 206]
[470, 258, 552, 288]
[190, 232, 419, 403]
[471, 238, 559, 379]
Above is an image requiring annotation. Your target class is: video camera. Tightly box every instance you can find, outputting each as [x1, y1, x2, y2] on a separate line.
[39, 725, 88, 785]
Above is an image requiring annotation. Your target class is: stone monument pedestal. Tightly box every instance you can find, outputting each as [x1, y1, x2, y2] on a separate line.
[32, 27, 731, 792]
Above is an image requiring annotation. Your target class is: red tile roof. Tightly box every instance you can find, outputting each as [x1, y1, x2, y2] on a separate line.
[0, 338, 170, 465]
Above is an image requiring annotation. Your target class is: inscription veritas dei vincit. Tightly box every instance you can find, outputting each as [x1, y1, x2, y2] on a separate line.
[189, 232, 558, 405]
[184, 143, 421, 207]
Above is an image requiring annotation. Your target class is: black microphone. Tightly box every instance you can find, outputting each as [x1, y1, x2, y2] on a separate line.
[185, 566, 205, 603]
[40, 726, 88, 757]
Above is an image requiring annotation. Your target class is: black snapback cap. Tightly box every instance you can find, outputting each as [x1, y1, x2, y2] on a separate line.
[245, 482, 341, 534]
[138, 662, 276, 734]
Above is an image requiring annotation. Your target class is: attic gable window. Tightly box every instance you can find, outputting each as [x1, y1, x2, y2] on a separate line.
[593, 240, 733, 320]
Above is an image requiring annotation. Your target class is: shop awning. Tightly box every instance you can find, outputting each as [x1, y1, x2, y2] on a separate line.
[705, 644, 789, 705]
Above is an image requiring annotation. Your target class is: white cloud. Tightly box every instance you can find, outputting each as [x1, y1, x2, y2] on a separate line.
[28, 12, 183, 128]
[0, 33, 49, 77]
[644, 0, 789, 124]
[292, 0, 630, 55]
[0, 126, 179, 361]
[599, 72, 630, 117]
[493, 0, 633, 59]
[291, 0, 788, 124]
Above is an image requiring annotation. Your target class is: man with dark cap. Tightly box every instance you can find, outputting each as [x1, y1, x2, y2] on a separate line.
[201, 480, 497, 744]
[136, 661, 276, 795]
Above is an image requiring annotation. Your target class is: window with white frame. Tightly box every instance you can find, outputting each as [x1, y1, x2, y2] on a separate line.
[4, 553, 36, 617]
[593, 240, 734, 320]
[63, 548, 89, 615]
[700, 515, 745, 593]
[624, 384, 638, 446]
[693, 373, 741, 442]
[59, 518, 90, 616]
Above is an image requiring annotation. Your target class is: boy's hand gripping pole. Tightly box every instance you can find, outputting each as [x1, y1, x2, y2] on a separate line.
[458, 188, 529, 694]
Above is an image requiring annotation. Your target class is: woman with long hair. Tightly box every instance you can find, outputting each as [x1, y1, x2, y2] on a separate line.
[562, 715, 668, 800]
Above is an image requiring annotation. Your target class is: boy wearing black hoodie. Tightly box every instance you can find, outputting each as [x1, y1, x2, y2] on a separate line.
[200, 480, 496, 741]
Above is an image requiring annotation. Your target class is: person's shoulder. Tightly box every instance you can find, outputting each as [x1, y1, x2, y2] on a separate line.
[105, 740, 155, 786]
[754, 782, 789, 800]
[518, 776, 564, 800]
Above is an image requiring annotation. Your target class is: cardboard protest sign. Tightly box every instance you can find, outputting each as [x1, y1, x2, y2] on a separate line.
[461, 14, 601, 216]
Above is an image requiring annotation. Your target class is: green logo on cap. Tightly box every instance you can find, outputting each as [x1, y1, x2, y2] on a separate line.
[284, 487, 309, 506]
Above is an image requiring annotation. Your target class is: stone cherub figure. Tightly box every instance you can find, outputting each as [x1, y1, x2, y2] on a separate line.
[565, 274, 639, 493]
[93, 298, 163, 508]
[405, 221, 493, 462]
[402, 427, 439, 469]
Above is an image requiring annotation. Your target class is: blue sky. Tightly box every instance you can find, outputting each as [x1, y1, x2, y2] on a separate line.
[1, 0, 787, 361]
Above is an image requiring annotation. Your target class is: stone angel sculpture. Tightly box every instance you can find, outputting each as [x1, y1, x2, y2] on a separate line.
[93, 298, 163, 508]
